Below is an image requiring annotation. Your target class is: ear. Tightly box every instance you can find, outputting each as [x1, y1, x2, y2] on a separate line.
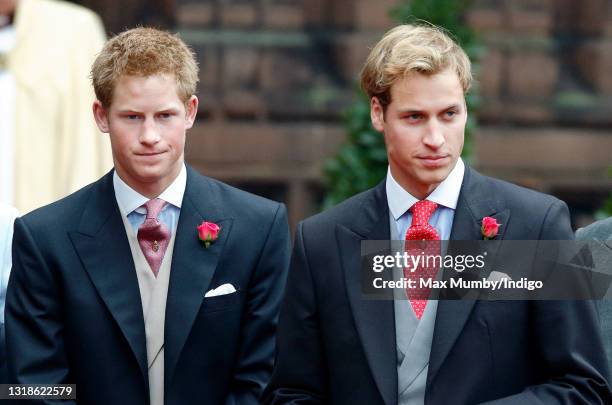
[184, 95, 199, 129]
[92, 100, 110, 133]
[370, 96, 385, 132]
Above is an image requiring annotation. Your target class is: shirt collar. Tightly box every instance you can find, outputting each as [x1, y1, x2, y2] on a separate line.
[386, 158, 465, 221]
[113, 164, 187, 217]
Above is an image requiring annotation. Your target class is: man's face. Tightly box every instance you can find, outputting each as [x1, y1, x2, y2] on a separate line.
[371, 68, 466, 199]
[93, 74, 198, 197]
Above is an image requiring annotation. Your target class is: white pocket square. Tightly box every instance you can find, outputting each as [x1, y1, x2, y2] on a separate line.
[204, 283, 236, 298]
[488, 271, 512, 282]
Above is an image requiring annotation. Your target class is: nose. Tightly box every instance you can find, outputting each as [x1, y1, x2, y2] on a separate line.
[139, 117, 160, 145]
[423, 119, 445, 150]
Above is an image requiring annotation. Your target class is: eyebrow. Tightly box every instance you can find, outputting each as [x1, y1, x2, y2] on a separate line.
[116, 107, 180, 114]
[396, 104, 462, 114]
[158, 107, 181, 113]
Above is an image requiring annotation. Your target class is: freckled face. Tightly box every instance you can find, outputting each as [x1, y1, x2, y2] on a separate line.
[93, 74, 198, 196]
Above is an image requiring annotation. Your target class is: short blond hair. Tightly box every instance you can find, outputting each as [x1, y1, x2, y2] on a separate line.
[360, 23, 472, 109]
[91, 27, 199, 108]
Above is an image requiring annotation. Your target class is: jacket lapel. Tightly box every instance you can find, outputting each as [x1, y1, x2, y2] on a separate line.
[68, 172, 149, 385]
[338, 181, 398, 405]
[427, 166, 510, 388]
[164, 167, 233, 385]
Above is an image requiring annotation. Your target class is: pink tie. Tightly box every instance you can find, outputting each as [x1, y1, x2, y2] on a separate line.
[137, 198, 170, 277]
[404, 200, 440, 320]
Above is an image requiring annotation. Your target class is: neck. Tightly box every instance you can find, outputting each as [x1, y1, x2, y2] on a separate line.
[116, 164, 183, 199]
[389, 166, 438, 200]
[133, 184, 169, 200]
[406, 186, 435, 201]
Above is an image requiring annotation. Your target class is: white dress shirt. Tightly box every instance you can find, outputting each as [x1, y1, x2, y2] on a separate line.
[386, 158, 465, 241]
[113, 164, 186, 235]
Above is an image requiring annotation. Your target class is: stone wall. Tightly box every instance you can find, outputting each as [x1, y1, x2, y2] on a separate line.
[78, 0, 612, 228]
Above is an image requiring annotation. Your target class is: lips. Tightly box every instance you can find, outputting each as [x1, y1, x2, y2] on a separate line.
[418, 155, 449, 167]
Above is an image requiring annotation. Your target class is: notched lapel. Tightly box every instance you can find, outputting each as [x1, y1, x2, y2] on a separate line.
[164, 174, 233, 386]
[68, 174, 148, 385]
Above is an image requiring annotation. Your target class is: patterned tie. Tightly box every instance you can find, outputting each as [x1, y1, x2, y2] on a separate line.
[404, 200, 440, 320]
[137, 198, 170, 277]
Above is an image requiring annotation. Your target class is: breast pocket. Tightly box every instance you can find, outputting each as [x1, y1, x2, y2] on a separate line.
[201, 290, 241, 314]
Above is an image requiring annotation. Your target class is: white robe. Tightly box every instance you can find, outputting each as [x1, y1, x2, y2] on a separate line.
[5, 0, 112, 213]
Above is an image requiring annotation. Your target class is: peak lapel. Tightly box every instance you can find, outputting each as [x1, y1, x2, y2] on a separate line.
[338, 181, 398, 405]
[428, 167, 510, 387]
[164, 168, 233, 385]
[68, 172, 148, 384]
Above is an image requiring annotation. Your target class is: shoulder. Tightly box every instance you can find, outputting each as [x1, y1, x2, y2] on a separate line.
[576, 217, 612, 241]
[20, 179, 99, 232]
[466, 168, 572, 239]
[300, 184, 381, 236]
[469, 168, 564, 215]
[472, 168, 559, 204]
[188, 168, 285, 221]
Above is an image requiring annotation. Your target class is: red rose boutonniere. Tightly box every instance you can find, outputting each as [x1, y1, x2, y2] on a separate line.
[481, 216, 500, 240]
[198, 221, 220, 248]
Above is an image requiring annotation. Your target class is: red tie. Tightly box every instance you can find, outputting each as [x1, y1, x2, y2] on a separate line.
[137, 198, 170, 277]
[404, 200, 440, 320]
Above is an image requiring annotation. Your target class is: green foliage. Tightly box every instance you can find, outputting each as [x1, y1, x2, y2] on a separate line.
[596, 167, 612, 219]
[323, 0, 478, 209]
[598, 196, 612, 219]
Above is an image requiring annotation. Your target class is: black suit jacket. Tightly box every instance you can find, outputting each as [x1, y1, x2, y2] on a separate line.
[263, 166, 611, 404]
[5, 166, 291, 405]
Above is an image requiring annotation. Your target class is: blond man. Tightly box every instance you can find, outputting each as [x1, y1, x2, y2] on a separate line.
[6, 27, 290, 405]
[263, 24, 611, 404]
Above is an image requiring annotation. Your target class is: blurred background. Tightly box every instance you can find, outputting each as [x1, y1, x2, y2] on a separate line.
[48, 0, 612, 229]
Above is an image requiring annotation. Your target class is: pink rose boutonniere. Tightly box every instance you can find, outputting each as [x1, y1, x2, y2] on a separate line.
[198, 221, 221, 248]
[481, 216, 500, 240]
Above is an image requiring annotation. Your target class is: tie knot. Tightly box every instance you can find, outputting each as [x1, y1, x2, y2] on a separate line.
[409, 200, 438, 226]
[143, 198, 167, 220]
